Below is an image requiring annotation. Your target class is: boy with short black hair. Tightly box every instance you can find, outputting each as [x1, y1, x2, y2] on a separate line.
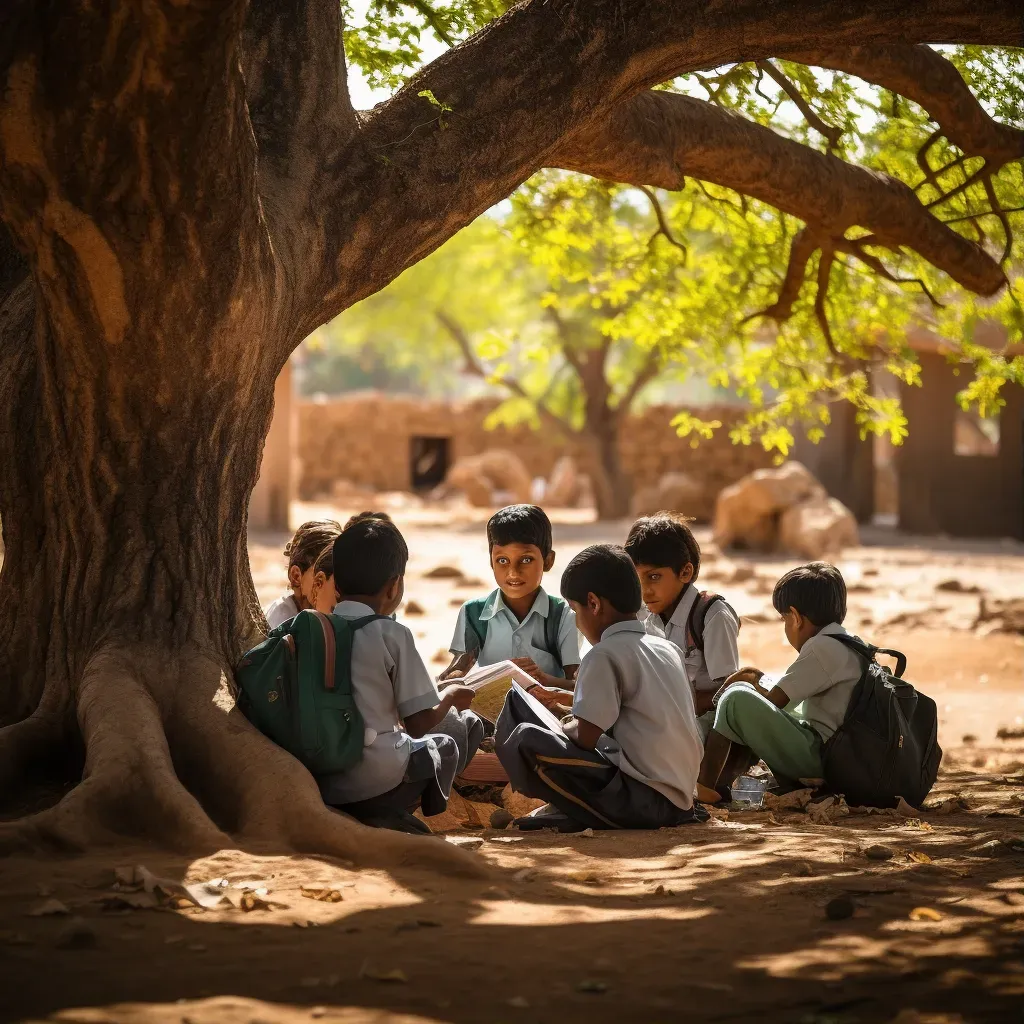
[625, 512, 740, 728]
[695, 561, 862, 804]
[442, 504, 580, 691]
[317, 515, 484, 834]
[495, 544, 706, 832]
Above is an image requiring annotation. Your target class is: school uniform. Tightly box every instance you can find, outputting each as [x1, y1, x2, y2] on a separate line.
[264, 594, 300, 629]
[318, 601, 483, 824]
[641, 585, 740, 741]
[712, 622, 862, 785]
[450, 588, 580, 678]
[496, 620, 706, 829]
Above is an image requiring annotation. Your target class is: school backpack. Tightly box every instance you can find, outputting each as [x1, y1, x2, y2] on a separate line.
[684, 591, 740, 654]
[463, 591, 569, 672]
[235, 609, 386, 775]
[821, 634, 941, 809]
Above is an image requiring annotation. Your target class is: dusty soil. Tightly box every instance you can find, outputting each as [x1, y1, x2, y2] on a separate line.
[2, 502, 1022, 1024]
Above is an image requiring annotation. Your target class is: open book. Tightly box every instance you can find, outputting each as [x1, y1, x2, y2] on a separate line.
[457, 660, 539, 723]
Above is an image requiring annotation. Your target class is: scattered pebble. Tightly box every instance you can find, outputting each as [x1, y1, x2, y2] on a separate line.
[490, 808, 514, 830]
[825, 896, 855, 921]
[576, 979, 608, 994]
[507, 996, 530, 1009]
[404, 600, 426, 615]
[794, 862, 814, 877]
[865, 844, 895, 861]
[28, 898, 70, 917]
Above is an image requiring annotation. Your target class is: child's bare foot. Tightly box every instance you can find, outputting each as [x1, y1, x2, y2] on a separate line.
[696, 782, 723, 805]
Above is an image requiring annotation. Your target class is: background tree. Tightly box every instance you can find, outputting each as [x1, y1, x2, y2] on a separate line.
[0, 0, 1021, 863]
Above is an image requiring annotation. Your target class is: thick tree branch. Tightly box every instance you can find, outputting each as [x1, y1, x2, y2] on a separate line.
[552, 90, 1006, 296]
[301, 0, 1023, 332]
[615, 349, 663, 414]
[435, 310, 574, 437]
[783, 44, 1024, 167]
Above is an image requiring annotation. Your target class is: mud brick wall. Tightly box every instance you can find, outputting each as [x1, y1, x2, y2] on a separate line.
[297, 393, 773, 499]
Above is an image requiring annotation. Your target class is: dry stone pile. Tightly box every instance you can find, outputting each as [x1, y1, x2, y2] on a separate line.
[714, 461, 859, 558]
[443, 449, 533, 507]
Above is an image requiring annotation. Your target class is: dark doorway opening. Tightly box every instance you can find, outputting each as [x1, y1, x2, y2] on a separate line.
[410, 436, 451, 491]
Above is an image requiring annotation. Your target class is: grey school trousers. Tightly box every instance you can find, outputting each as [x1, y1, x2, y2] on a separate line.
[495, 688, 707, 830]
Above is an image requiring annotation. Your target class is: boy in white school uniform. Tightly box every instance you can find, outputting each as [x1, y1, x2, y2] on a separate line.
[495, 544, 706, 832]
[441, 504, 580, 697]
[625, 513, 740, 736]
[316, 515, 484, 834]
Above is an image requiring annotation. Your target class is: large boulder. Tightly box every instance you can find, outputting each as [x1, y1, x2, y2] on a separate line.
[778, 496, 859, 560]
[629, 471, 716, 522]
[714, 461, 843, 555]
[445, 449, 532, 508]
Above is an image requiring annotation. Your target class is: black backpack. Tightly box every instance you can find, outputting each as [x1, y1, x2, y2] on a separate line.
[823, 634, 941, 809]
[684, 591, 739, 655]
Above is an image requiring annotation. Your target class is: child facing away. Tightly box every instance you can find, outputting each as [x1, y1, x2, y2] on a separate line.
[695, 562, 862, 804]
[495, 544, 706, 832]
[625, 513, 740, 736]
[441, 504, 580, 693]
[264, 519, 342, 628]
[316, 514, 484, 834]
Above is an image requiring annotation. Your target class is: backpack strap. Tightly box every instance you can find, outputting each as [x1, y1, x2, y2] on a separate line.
[542, 595, 568, 668]
[462, 595, 491, 655]
[827, 632, 907, 679]
[685, 591, 725, 654]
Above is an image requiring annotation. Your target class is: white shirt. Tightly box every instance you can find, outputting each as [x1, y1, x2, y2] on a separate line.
[450, 588, 580, 679]
[264, 594, 299, 629]
[318, 600, 441, 805]
[776, 622, 863, 741]
[572, 620, 702, 810]
[641, 586, 740, 691]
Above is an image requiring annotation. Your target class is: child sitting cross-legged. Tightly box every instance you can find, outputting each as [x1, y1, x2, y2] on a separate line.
[441, 504, 580, 707]
[695, 562, 862, 804]
[316, 514, 484, 834]
[495, 544, 706, 832]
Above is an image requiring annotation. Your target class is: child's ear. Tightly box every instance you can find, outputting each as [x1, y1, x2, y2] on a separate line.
[544, 550, 555, 571]
[287, 564, 303, 589]
[679, 562, 695, 585]
[587, 592, 602, 616]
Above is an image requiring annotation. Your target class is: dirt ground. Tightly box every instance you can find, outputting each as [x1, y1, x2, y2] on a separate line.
[2, 502, 1023, 1024]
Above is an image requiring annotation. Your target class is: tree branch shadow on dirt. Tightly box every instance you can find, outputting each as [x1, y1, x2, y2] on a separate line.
[2, 793, 1023, 1024]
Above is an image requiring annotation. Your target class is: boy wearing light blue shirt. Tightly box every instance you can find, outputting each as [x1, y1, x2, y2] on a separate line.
[442, 505, 580, 690]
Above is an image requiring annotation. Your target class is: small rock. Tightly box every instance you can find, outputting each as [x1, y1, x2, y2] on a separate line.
[404, 600, 426, 615]
[55, 918, 97, 950]
[490, 808, 514, 830]
[794, 862, 814, 877]
[825, 896, 855, 921]
[482, 886, 511, 900]
[28, 898, 71, 917]
[576, 979, 608, 994]
[513, 868, 536, 883]
[507, 996, 530, 1009]
[864, 844, 894, 861]
[423, 565, 462, 579]
[936, 579, 981, 593]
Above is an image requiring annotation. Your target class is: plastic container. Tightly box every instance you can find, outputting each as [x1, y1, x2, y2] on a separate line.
[731, 774, 770, 808]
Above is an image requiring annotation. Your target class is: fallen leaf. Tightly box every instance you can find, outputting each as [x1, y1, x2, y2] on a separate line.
[907, 850, 932, 864]
[359, 961, 408, 983]
[28, 898, 70, 917]
[578, 828, 596, 837]
[301, 887, 343, 903]
[705, 806, 729, 821]
[909, 906, 942, 921]
[808, 797, 836, 824]
[95, 892, 159, 911]
[763, 788, 814, 812]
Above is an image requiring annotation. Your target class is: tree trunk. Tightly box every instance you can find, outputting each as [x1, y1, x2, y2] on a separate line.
[586, 408, 632, 521]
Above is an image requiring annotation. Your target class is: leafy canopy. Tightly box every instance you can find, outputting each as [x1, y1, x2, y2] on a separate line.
[334, 4, 1024, 453]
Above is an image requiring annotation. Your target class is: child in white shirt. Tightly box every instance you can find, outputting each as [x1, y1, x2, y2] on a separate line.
[263, 519, 342, 628]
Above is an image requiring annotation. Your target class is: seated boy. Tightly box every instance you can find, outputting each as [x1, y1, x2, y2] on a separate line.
[264, 519, 342, 627]
[441, 504, 580, 702]
[495, 544, 706, 832]
[625, 513, 740, 736]
[695, 562, 862, 804]
[316, 515, 484, 834]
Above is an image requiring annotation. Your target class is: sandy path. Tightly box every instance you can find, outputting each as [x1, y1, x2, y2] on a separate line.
[1, 504, 1021, 1023]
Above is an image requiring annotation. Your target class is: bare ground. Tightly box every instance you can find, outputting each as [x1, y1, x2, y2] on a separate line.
[1, 503, 1022, 1024]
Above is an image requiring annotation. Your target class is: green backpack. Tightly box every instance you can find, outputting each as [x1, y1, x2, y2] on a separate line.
[463, 591, 570, 677]
[236, 609, 385, 775]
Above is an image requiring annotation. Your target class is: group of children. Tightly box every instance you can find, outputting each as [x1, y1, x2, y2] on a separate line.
[262, 504, 864, 835]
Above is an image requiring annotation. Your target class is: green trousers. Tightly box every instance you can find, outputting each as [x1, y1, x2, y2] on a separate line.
[712, 684, 824, 785]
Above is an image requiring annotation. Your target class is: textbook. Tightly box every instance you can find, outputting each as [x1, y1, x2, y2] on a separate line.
[460, 659, 538, 723]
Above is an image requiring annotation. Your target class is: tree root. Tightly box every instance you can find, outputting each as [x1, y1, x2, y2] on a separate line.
[0, 647, 486, 877]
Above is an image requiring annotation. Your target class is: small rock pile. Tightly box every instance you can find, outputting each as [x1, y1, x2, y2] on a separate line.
[713, 461, 859, 559]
